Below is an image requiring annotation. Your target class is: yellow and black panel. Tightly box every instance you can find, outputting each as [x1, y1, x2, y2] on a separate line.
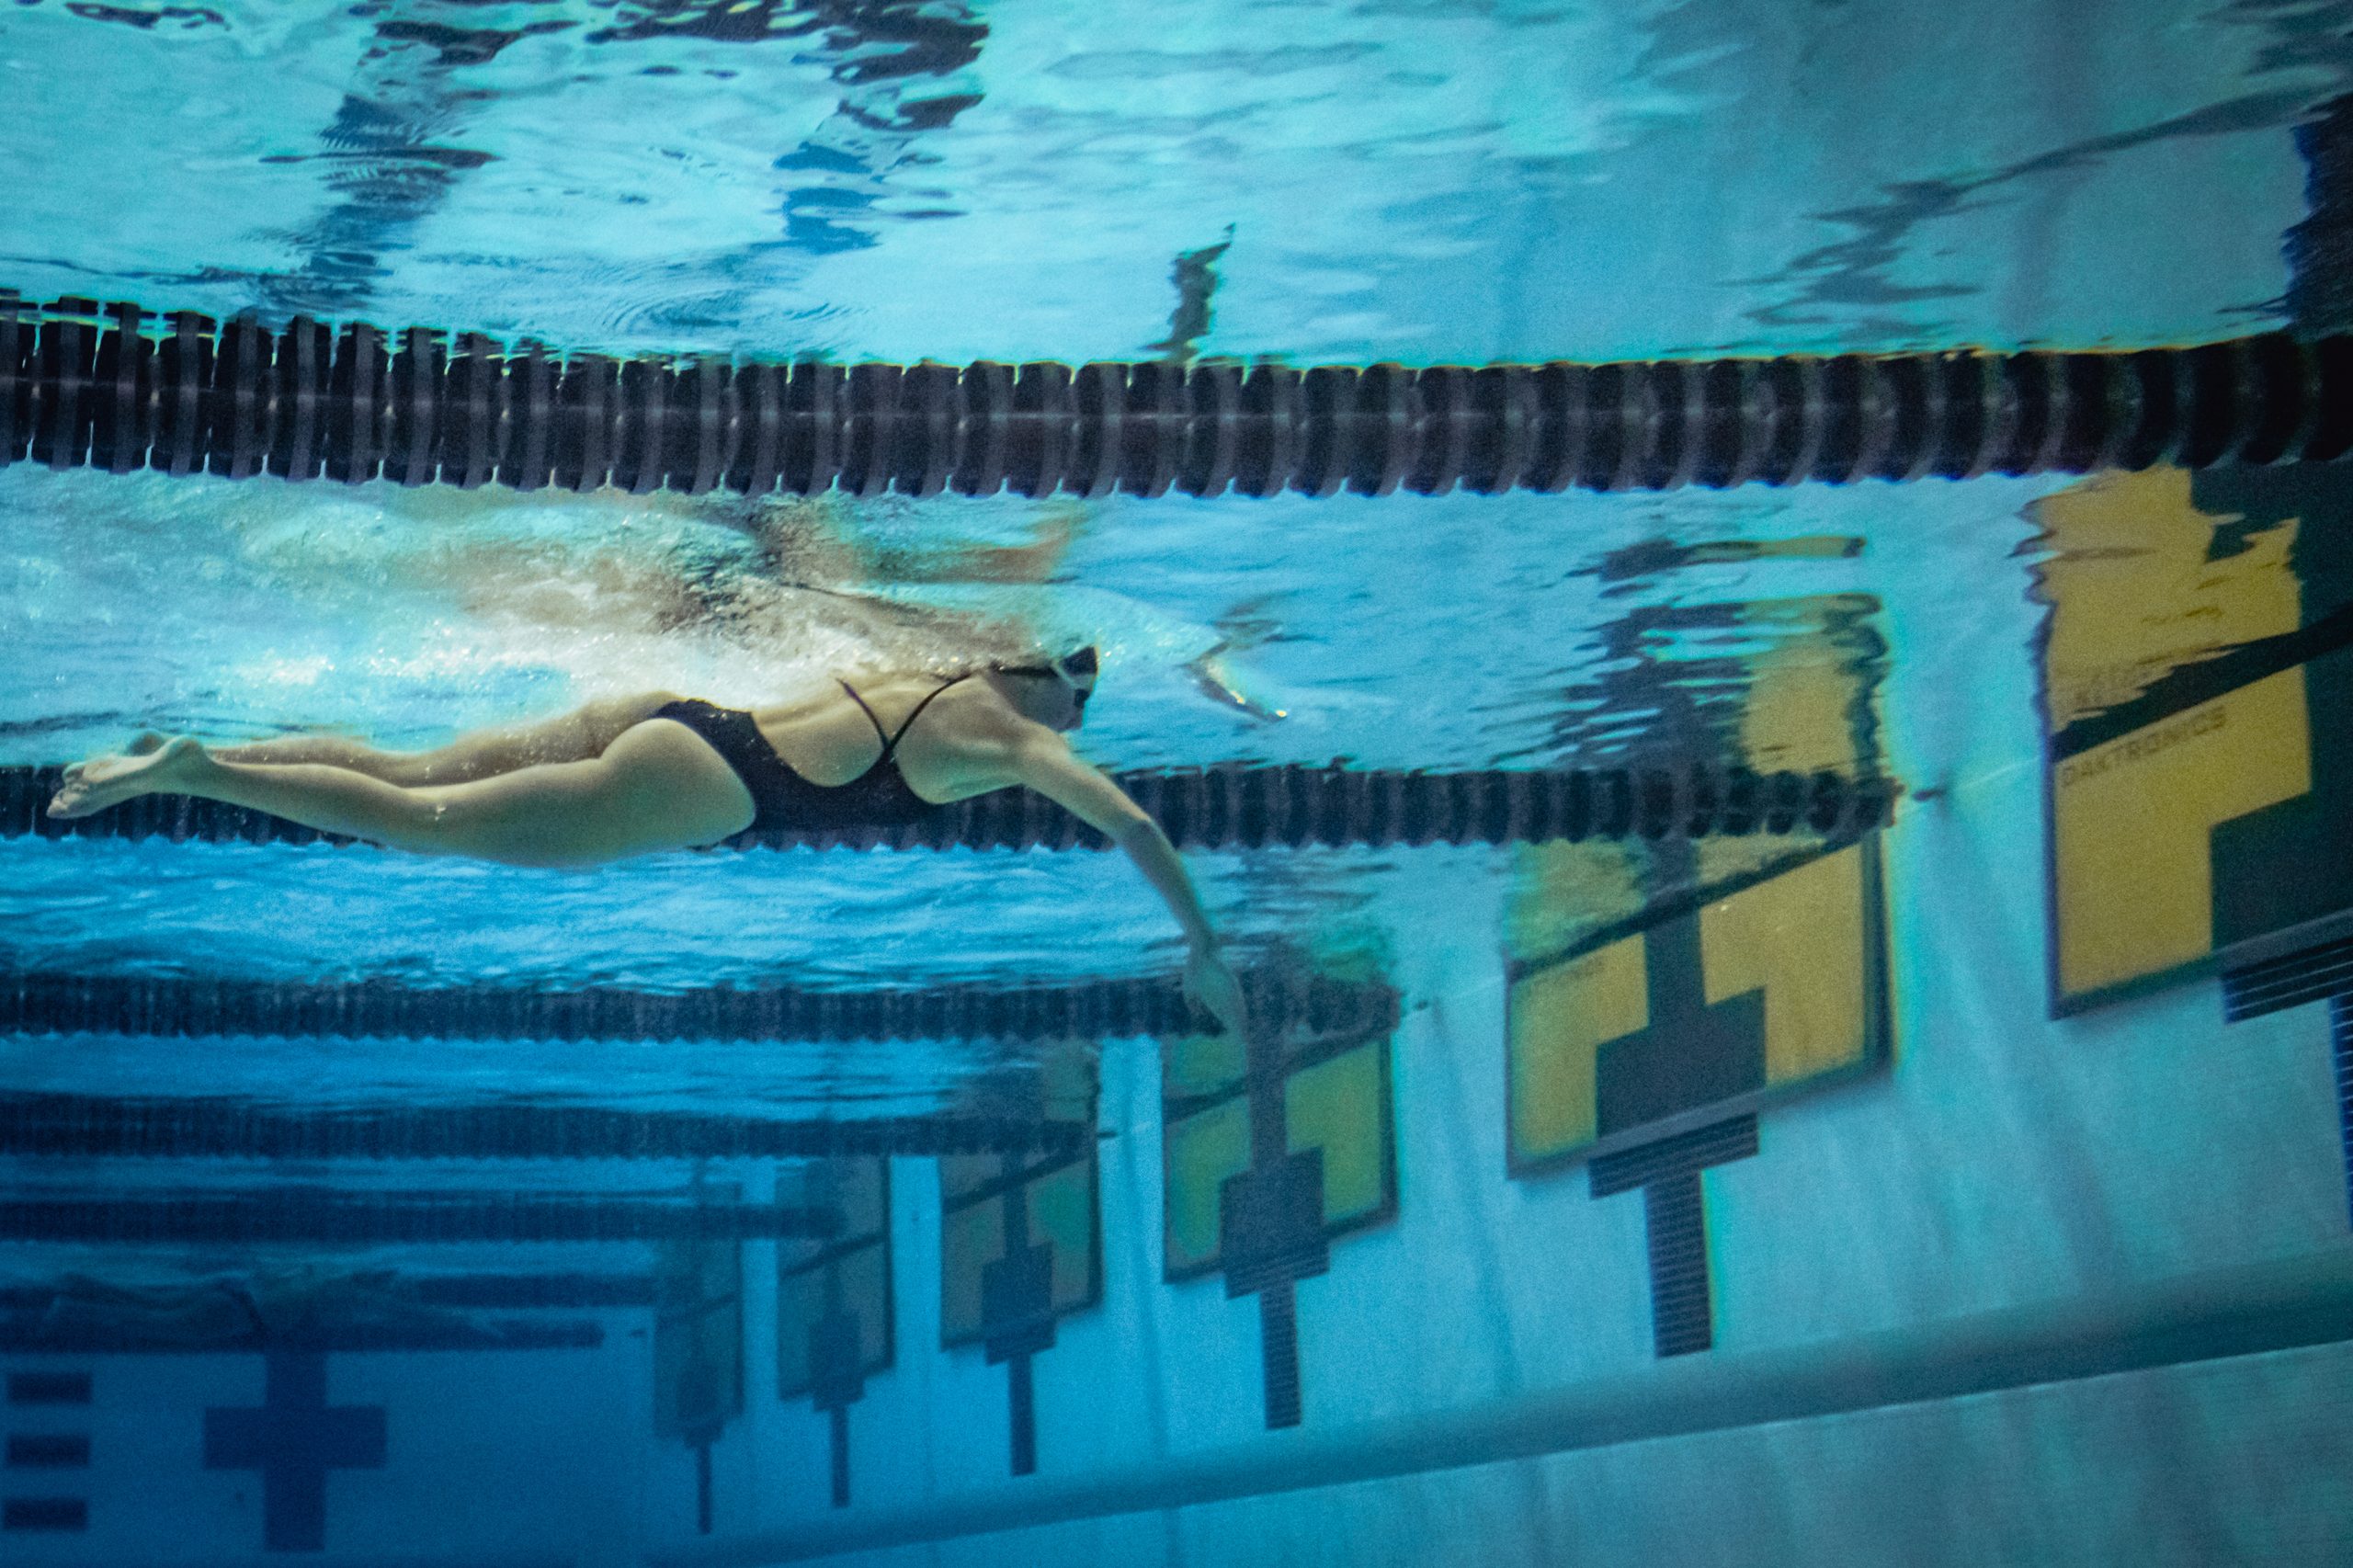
[1160, 1025, 1396, 1283]
[2037, 464, 2353, 1012]
[654, 1184, 744, 1445]
[940, 1144, 1107, 1473]
[1503, 594, 1883, 973]
[939, 1150, 1101, 1348]
[1506, 835, 1891, 1173]
[777, 1159, 893, 1402]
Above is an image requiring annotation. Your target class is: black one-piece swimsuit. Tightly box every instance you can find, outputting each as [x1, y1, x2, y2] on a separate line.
[652, 675, 969, 839]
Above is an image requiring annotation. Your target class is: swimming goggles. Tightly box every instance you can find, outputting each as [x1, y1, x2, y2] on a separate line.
[996, 646, 1098, 711]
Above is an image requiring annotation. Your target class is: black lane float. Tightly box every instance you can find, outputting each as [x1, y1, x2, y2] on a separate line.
[0, 1188, 840, 1245]
[0, 969, 1397, 1051]
[0, 1095, 1096, 1164]
[1, 759, 1898, 851]
[4, 294, 2345, 499]
[0, 971, 1398, 1164]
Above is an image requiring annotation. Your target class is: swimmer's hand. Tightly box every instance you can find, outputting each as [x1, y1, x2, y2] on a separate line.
[1001, 730, 1247, 1037]
[1185, 942, 1249, 1040]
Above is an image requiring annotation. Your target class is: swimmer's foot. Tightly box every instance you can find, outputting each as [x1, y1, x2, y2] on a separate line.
[47, 736, 210, 820]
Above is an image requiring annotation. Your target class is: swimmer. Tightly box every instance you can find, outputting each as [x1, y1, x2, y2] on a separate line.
[46, 646, 1249, 1040]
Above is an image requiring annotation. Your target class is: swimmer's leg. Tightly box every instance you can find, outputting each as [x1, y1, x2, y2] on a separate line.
[45, 722, 754, 869]
[209, 691, 683, 786]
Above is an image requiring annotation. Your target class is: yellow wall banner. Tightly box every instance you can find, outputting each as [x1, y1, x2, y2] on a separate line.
[939, 1151, 1100, 1348]
[654, 1191, 745, 1447]
[777, 1159, 893, 1403]
[2034, 464, 2353, 1014]
[1506, 835, 1892, 1172]
[1160, 1020, 1395, 1282]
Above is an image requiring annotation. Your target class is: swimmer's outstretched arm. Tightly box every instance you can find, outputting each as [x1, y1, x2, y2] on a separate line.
[1007, 732, 1249, 1040]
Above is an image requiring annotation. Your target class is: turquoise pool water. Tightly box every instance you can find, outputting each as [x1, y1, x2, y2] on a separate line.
[3, 3, 2352, 1564]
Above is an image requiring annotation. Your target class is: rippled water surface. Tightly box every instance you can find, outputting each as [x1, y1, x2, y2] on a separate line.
[3, 0, 2345, 359]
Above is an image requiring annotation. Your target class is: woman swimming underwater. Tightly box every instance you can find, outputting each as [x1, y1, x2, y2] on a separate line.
[46, 646, 1251, 1039]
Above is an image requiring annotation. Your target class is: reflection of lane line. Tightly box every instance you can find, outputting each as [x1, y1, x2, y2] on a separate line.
[0, 1093, 1090, 1163]
[1752, 76, 2343, 335]
[0, 1190, 838, 1244]
[778, 1160, 890, 1508]
[0, 1322, 604, 1356]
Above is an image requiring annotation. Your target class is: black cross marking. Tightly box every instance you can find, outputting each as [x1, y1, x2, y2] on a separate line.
[780, 1160, 890, 1510]
[807, 1294, 865, 1509]
[1593, 889, 1767, 1141]
[1215, 1038, 1331, 1430]
[204, 1351, 384, 1552]
[979, 1153, 1059, 1477]
[1589, 1116, 1759, 1358]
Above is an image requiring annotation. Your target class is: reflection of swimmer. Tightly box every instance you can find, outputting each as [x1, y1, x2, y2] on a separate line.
[748, 496, 1092, 586]
[405, 488, 1292, 729]
[47, 646, 1247, 1039]
[744, 498, 1293, 724]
